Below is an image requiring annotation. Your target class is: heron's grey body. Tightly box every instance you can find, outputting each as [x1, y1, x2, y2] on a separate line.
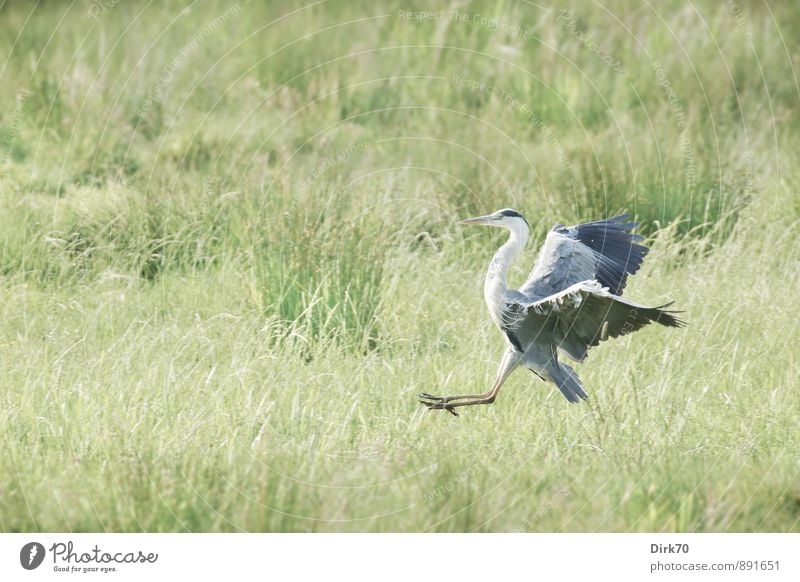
[420, 209, 682, 414]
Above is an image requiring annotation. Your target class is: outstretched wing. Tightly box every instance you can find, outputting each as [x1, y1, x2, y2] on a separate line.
[519, 214, 649, 299]
[504, 281, 684, 363]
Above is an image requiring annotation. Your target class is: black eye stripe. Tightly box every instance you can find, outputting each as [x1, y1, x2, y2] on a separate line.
[495, 208, 529, 228]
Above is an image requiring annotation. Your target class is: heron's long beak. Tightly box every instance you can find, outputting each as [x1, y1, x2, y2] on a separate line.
[458, 214, 495, 226]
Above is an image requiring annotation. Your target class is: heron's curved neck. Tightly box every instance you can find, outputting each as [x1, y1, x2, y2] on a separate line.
[484, 224, 528, 304]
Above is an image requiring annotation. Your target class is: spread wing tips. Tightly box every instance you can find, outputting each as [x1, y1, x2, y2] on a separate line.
[650, 303, 687, 328]
[566, 213, 649, 295]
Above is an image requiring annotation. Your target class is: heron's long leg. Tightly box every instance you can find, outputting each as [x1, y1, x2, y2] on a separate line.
[418, 391, 489, 403]
[420, 348, 521, 414]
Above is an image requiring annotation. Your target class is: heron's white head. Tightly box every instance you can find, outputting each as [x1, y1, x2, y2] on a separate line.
[458, 208, 529, 235]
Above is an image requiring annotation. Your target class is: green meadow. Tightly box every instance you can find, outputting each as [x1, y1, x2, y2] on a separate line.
[1, 0, 798, 532]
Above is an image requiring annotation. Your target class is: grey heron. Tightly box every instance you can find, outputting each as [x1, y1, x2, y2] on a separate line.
[420, 209, 683, 416]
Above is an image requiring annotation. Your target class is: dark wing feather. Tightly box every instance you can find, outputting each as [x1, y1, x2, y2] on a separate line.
[506, 281, 684, 362]
[520, 214, 649, 299]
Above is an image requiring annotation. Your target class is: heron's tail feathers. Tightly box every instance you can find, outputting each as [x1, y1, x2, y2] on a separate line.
[552, 362, 588, 403]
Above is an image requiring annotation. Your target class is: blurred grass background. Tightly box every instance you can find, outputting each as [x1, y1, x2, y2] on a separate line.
[0, 0, 798, 532]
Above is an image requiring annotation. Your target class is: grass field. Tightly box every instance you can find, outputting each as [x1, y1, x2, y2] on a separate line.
[1, 0, 799, 532]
